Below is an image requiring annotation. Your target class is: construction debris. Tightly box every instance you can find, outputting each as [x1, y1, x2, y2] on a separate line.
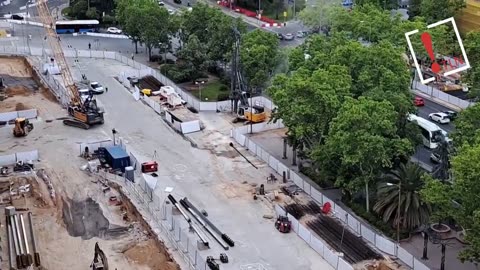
[36, 169, 56, 205]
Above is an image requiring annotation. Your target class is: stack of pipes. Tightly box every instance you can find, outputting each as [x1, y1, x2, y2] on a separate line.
[5, 206, 41, 269]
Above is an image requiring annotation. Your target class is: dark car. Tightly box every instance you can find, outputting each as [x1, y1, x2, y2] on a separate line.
[277, 33, 284, 40]
[11, 14, 24, 20]
[173, 0, 182, 3]
[443, 110, 457, 120]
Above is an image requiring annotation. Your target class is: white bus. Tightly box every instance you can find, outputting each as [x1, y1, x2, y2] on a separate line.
[407, 114, 445, 149]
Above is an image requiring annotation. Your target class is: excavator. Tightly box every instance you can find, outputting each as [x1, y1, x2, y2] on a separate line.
[13, 118, 34, 137]
[36, 0, 104, 129]
[90, 242, 108, 270]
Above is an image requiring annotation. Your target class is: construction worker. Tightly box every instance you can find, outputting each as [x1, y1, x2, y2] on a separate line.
[105, 87, 108, 93]
[88, 42, 91, 50]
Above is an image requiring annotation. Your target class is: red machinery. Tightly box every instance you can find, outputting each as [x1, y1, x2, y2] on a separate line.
[275, 215, 291, 233]
[141, 161, 158, 173]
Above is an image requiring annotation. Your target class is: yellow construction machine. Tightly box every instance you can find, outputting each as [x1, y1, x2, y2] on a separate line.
[13, 118, 34, 137]
[233, 92, 266, 124]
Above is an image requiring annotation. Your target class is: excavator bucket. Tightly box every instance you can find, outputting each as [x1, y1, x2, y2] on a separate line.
[13, 118, 33, 137]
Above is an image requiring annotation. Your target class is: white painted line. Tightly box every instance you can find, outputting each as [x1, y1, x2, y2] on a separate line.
[19, 2, 39, 10]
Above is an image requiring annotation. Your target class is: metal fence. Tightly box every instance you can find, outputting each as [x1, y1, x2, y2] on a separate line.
[0, 109, 37, 122]
[413, 80, 471, 109]
[231, 124, 430, 270]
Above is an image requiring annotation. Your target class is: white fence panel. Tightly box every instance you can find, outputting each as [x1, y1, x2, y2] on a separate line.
[375, 235, 396, 255]
[310, 235, 325, 256]
[91, 50, 104, 58]
[16, 150, 38, 161]
[195, 252, 206, 270]
[337, 258, 354, 270]
[105, 51, 116, 59]
[247, 140, 257, 155]
[277, 163, 288, 179]
[77, 50, 91, 58]
[360, 224, 376, 244]
[17, 109, 37, 119]
[0, 111, 18, 121]
[287, 214, 299, 233]
[397, 245, 414, 267]
[311, 188, 323, 205]
[413, 258, 430, 270]
[275, 204, 285, 216]
[334, 206, 348, 223]
[237, 134, 246, 146]
[347, 215, 360, 234]
[298, 223, 311, 243]
[323, 247, 339, 268]
[268, 156, 279, 172]
[292, 172, 303, 189]
[174, 223, 181, 241]
[199, 102, 217, 111]
[302, 181, 311, 195]
[0, 154, 16, 166]
[260, 148, 269, 163]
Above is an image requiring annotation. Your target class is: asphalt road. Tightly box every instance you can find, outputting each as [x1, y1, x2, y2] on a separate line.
[0, 0, 66, 17]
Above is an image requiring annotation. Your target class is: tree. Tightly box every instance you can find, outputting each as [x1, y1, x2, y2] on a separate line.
[314, 97, 412, 211]
[241, 29, 279, 92]
[71, 0, 88, 19]
[431, 136, 452, 181]
[116, 0, 155, 54]
[354, 0, 398, 9]
[298, 0, 340, 32]
[207, 17, 245, 70]
[407, 0, 422, 18]
[374, 162, 430, 230]
[180, 3, 219, 44]
[140, 7, 172, 60]
[419, 0, 465, 24]
[463, 32, 480, 98]
[420, 175, 453, 226]
[451, 103, 480, 147]
[85, 7, 99, 19]
[268, 65, 352, 150]
[178, 34, 208, 80]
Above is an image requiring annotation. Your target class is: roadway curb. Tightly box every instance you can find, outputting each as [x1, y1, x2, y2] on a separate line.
[412, 90, 463, 112]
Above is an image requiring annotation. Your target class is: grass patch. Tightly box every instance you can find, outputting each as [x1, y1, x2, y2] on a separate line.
[189, 81, 229, 102]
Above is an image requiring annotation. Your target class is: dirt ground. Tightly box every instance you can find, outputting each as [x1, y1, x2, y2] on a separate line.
[0, 56, 180, 270]
[0, 57, 32, 77]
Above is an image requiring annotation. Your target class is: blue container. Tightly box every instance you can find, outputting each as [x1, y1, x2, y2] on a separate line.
[104, 146, 131, 172]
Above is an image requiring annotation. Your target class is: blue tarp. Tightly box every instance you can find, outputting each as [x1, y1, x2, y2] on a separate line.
[104, 146, 130, 172]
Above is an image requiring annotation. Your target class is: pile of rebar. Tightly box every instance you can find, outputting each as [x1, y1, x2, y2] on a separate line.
[284, 201, 321, 219]
[138, 75, 163, 91]
[306, 215, 382, 264]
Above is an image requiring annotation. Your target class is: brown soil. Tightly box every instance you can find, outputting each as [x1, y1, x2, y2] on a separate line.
[0, 57, 31, 77]
[15, 102, 29, 111]
[6, 85, 32, 96]
[124, 239, 179, 270]
[40, 86, 58, 103]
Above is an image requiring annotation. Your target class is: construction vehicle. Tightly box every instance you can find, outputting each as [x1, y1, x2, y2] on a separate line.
[90, 242, 108, 270]
[13, 118, 34, 137]
[230, 25, 266, 124]
[36, 0, 104, 129]
[275, 215, 291, 233]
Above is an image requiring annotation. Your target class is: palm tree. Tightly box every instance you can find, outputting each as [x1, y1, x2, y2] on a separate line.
[374, 162, 431, 231]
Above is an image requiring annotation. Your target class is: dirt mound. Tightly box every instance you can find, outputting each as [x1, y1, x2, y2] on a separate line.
[62, 197, 110, 240]
[124, 239, 179, 270]
[6, 85, 32, 96]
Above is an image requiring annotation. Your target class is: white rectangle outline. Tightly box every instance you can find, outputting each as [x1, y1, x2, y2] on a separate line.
[405, 17, 470, 85]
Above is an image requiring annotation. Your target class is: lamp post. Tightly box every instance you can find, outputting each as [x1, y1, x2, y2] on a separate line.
[112, 128, 117, 146]
[387, 182, 402, 243]
[195, 80, 206, 101]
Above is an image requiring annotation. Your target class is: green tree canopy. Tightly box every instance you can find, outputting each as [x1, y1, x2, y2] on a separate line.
[451, 103, 480, 147]
[241, 29, 280, 91]
[418, 0, 465, 24]
[463, 32, 480, 97]
[178, 34, 209, 80]
[298, 0, 340, 31]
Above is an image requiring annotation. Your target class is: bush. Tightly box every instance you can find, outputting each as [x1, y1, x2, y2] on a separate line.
[217, 93, 230, 101]
[102, 14, 116, 25]
[219, 85, 229, 92]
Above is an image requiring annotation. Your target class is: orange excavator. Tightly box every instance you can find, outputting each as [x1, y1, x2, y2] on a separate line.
[36, 0, 104, 129]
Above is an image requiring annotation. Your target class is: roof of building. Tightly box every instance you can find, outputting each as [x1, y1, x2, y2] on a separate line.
[105, 145, 129, 159]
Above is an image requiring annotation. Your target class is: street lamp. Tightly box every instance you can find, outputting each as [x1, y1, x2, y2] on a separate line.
[195, 80, 206, 101]
[387, 182, 402, 244]
[360, 20, 371, 43]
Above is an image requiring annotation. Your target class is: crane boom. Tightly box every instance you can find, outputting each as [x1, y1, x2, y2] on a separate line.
[36, 0, 80, 105]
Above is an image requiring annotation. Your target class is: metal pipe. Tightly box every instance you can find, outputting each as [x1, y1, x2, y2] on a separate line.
[180, 199, 229, 250]
[229, 142, 257, 169]
[6, 216, 13, 269]
[10, 215, 22, 268]
[20, 214, 33, 266]
[13, 214, 27, 267]
[183, 197, 235, 247]
[167, 195, 209, 247]
[28, 212, 41, 266]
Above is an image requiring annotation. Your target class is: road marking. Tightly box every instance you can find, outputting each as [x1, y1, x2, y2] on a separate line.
[20, 2, 39, 10]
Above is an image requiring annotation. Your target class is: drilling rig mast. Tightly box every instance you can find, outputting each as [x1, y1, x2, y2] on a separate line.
[36, 1, 104, 129]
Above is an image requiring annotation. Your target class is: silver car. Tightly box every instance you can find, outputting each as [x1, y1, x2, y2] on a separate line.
[283, 33, 294, 41]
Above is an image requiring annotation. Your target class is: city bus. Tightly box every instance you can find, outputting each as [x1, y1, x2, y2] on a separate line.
[55, 20, 99, 34]
[407, 114, 444, 149]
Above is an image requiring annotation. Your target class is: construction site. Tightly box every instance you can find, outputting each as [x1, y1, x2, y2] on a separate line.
[0, 1, 412, 269]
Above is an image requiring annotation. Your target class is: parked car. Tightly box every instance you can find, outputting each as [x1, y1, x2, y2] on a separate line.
[296, 31, 308, 38]
[10, 14, 24, 20]
[167, 9, 175, 15]
[443, 110, 457, 120]
[413, 96, 424, 106]
[283, 33, 294, 41]
[158, 1, 165, 5]
[89, 82, 104, 94]
[277, 33, 284, 40]
[107, 27, 122, 34]
[173, 0, 182, 3]
[428, 112, 451, 124]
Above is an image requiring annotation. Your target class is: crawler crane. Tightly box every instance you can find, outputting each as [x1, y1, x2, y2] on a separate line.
[36, 1, 104, 129]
